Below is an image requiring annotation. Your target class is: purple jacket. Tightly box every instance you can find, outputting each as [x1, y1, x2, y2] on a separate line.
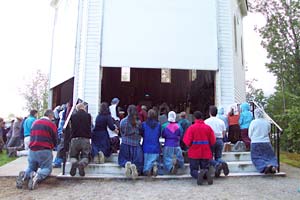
[162, 122, 183, 147]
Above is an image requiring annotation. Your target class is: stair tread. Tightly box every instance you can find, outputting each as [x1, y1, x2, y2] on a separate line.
[57, 172, 286, 179]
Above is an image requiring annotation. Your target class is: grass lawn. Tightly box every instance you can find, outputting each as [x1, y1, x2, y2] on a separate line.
[280, 151, 300, 168]
[0, 150, 17, 167]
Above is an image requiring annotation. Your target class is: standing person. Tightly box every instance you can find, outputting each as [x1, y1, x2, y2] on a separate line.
[138, 105, 148, 122]
[118, 105, 143, 179]
[69, 103, 92, 177]
[141, 109, 161, 176]
[249, 108, 278, 174]
[108, 98, 121, 153]
[227, 105, 240, 144]
[177, 112, 191, 151]
[239, 102, 253, 151]
[92, 102, 119, 164]
[183, 111, 216, 185]
[7, 117, 23, 157]
[205, 106, 229, 177]
[162, 111, 184, 174]
[0, 118, 5, 153]
[16, 110, 57, 190]
[17, 110, 38, 156]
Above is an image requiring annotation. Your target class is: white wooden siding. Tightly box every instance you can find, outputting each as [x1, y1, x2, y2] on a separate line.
[217, 0, 235, 108]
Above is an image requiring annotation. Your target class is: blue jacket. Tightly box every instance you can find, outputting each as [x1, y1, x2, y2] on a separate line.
[141, 120, 161, 154]
[23, 116, 36, 137]
[239, 103, 253, 129]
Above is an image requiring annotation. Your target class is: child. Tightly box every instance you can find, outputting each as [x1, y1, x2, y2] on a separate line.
[141, 109, 161, 176]
[162, 111, 184, 174]
[183, 111, 216, 185]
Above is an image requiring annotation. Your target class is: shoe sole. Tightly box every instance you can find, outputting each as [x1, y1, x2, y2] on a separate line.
[152, 165, 158, 177]
[215, 164, 222, 178]
[70, 164, 77, 176]
[171, 156, 178, 174]
[131, 164, 138, 180]
[197, 171, 205, 185]
[78, 165, 85, 177]
[222, 162, 229, 176]
[16, 171, 25, 189]
[206, 170, 213, 185]
[125, 162, 132, 178]
[28, 172, 38, 190]
[98, 151, 105, 164]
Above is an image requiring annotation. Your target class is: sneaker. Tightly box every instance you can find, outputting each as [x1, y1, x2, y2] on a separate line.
[70, 163, 77, 176]
[125, 161, 132, 178]
[93, 154, 100, 164]
[130, 164, 138, 180]
[28, 172, 39, 190]
[152, 163, 158, 177]
[16, 171, 26, 189]
[197, 170, 206, 185]
[170, 156, 178, 174]
[270, 166, 277, 174]
[78, 164, 85, 177]
[215, 163, 223, 178]
[206, 169, 213, 185]
[98, 151, 105, 164]
[222, 162, 230, 176]
[264, 165, 272, 174]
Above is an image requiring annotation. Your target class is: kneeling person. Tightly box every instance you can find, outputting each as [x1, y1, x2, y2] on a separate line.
[69, 103, 92, 177]
[16, 110, 57, 190]
[183, 111, 216, 185]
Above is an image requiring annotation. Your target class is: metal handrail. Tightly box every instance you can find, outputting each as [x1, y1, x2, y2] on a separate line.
[250, 101, 283, 172]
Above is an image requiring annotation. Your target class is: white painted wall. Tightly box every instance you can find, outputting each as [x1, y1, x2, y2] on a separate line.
[50, 0, 79, 88]
[101, 0, 218, 70]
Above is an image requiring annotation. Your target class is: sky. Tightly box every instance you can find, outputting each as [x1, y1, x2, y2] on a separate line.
[0, 0, 277, 118]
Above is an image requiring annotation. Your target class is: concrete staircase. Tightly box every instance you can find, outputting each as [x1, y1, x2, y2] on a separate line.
[57, 151, 286, 179]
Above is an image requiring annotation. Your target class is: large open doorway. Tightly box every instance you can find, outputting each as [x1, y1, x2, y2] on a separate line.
[51, 77, 74, 109]
[101, 67, 215, 117]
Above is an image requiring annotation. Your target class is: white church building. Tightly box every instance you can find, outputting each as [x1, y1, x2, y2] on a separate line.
[49, 0, 248, 118]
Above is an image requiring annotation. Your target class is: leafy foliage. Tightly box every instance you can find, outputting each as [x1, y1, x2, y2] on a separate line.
[246, 79, 267, 108]
[249, 0, 300, 152]
[21, 70, 49, 117]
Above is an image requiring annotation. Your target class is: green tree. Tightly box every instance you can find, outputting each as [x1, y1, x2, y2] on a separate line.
[21, 70, 49, 117]
[246, 79, 267, 107]
[249, 0, 300, 152]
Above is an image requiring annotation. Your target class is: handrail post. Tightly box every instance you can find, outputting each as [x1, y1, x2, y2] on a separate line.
[277, 130, 281, 172]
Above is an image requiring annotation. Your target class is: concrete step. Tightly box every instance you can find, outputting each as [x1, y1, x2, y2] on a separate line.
[57, 172, 286, 179]
[63, 160, 257, 176]
[104, 152, 252, 163]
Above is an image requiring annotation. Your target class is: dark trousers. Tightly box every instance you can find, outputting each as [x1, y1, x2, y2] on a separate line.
[241, 129, 251, 150]
[69, 137, 91, 167]
[189, 158, 210, 179]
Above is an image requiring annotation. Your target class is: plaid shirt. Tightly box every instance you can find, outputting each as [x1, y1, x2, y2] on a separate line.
[120, 117, 141, 146]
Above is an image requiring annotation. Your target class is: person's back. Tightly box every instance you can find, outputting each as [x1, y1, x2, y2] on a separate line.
[29, 118, 57, 151]
[162, 122, 182, 147]
[239, 102, 253, 129]
[71, 109, 91, 139]
[204, 117, 226, 139]
[23, 115, 37, 137]
[184, 119, 215, 159]
[142, 119, 161, 153]
[249, 118, 271, 143]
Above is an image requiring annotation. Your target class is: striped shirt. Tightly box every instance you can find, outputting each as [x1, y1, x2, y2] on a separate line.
[29, 117, 57, 151]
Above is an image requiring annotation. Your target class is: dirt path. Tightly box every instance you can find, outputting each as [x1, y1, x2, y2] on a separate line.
[0, 163, 299, 200]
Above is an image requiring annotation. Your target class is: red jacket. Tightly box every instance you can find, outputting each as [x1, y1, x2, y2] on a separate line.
[183, 119, 216, 159]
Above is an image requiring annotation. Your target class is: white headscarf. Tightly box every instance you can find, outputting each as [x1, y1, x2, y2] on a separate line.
[168, 111, 176, 123]
[254, 108, 264, 119]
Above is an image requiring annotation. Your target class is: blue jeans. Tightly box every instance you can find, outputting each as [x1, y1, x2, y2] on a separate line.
[210, 138, 225, 168]
[163, 146, 184, 172]
[189, 158, 210, 179]
[143, 153, 159, 173]
[25, 149, 53, 181]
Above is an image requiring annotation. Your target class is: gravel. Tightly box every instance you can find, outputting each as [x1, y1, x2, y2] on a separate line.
[0, 163, 299, 200]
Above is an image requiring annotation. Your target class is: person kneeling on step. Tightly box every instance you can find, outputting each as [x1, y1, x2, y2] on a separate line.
[205, 106, 230, 177]
[16, 110, 57, 190]
[69, 103, 92, 177]
[183, 111, 216, 185]
[162, 111, 184, 175]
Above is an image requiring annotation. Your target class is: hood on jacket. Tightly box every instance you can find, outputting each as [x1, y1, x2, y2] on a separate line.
[217, 107, 225, 115]
[240, 102, 250, 113]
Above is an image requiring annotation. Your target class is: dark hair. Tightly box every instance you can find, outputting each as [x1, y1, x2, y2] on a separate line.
[127, 105, 138, 126]
[100, 102, 110, 115]
[209, 105, 218, 117]
[194, 111, 204, 120]
[30, 110, 38, 116]
[44, 109, 54, 117]
[147, 109, 157, 120]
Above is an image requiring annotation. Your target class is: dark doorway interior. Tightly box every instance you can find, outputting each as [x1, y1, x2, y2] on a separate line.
[101, 67, 215, 116]
[51, 77, 74, 109]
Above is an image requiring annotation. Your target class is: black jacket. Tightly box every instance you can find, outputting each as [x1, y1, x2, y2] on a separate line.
[70, 110, 91, 139]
